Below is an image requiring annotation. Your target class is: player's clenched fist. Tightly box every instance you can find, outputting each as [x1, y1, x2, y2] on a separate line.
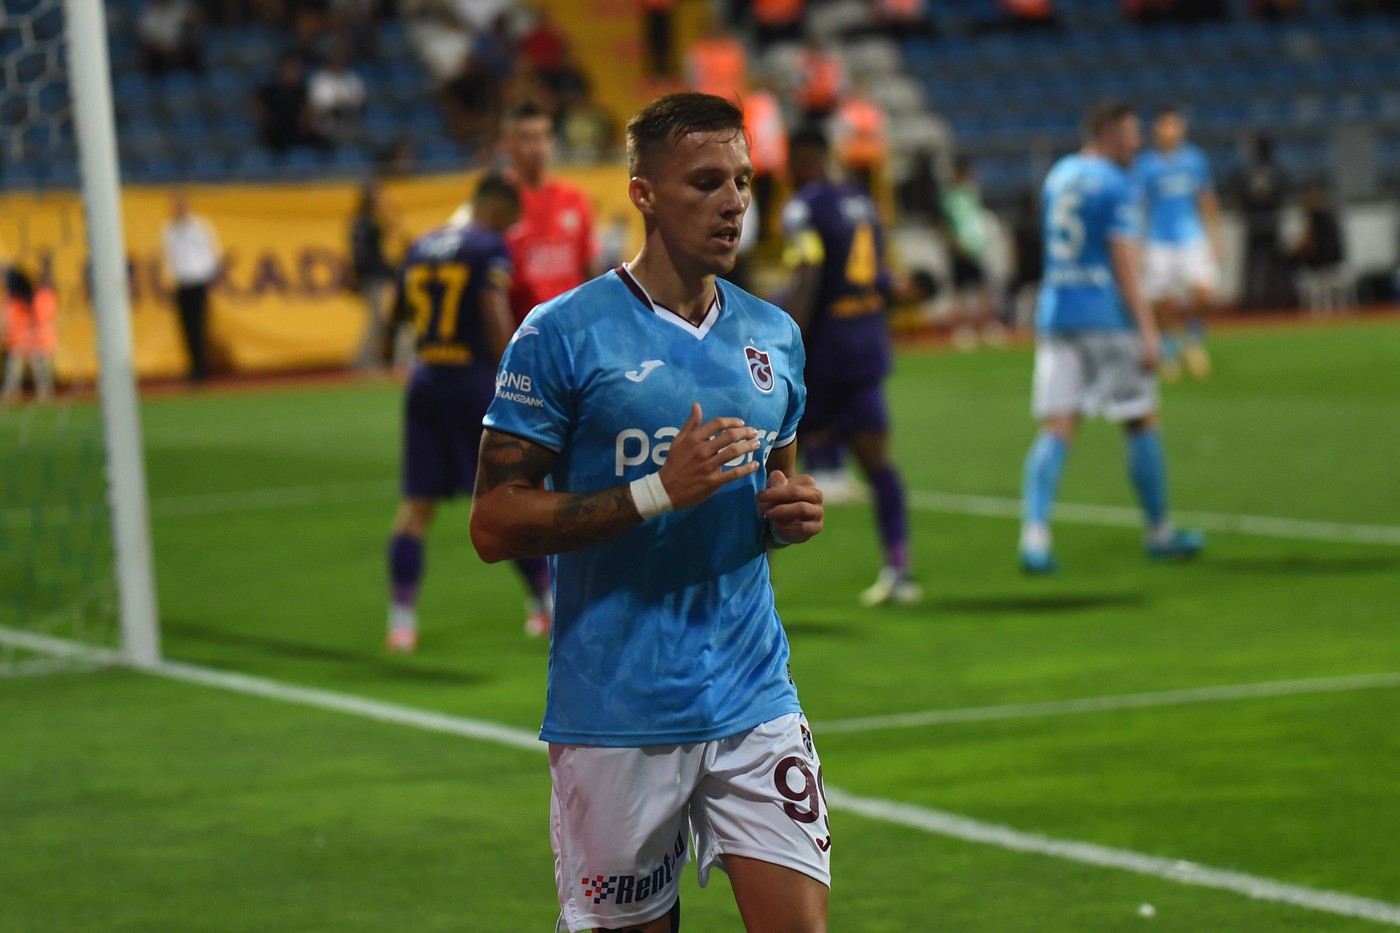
[656, 402, 763, 510]
[757, 470, 824, 545]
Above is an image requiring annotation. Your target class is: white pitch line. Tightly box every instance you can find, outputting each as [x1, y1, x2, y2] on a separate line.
[6, 482, 1399, 547]
[824, 790, 1400, 927]
[907, 490, 1400, 547]
[5, 627, 1399, 927]
[813, 671, 1400, 735]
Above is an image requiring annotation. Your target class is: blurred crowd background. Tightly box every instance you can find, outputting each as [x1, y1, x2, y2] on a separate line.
[3, 0, 1400, 372]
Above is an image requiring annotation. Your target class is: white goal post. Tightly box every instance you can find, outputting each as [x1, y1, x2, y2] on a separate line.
[62, 0, 161, 665]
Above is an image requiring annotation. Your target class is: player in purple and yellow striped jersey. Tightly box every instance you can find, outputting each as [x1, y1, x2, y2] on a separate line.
[384, 174, 552, 652]
[779, 125, 928, 606]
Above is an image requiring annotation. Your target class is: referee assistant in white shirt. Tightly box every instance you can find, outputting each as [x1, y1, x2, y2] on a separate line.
[161, 193, 222, 382]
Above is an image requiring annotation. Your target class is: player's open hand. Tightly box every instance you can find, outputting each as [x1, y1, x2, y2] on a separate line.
[657, 403, 763, 510]
[757, 470, 824, 545]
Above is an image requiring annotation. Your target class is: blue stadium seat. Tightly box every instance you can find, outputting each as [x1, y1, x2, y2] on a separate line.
[232, 149, 278, 181]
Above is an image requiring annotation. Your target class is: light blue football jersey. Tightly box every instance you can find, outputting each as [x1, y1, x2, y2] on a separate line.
[483, 265, 807, 747]
[1036, 153, 1143, 334]
[1134, 143, 1213, 246]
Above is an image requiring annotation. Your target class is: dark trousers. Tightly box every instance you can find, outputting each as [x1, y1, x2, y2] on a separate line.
[645, 9, 673, 76]
[175, 283, 210, 381]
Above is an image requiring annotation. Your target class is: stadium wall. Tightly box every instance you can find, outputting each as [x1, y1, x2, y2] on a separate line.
[0, 164, 644, 382]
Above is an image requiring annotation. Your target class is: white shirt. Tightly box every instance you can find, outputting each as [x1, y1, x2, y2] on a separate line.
[138, 0, 191, 51]
[162, 214, 221, 286]
[308, 67, 366, 115]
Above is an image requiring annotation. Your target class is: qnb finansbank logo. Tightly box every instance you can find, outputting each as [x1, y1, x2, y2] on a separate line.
[496, 370, 544, 408]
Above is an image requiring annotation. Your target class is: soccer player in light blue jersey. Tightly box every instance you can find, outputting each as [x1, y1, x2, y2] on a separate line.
[1019, 101, 1204, 574]
[471, 93, 829, 933]
[1133, 108, 1223, 381]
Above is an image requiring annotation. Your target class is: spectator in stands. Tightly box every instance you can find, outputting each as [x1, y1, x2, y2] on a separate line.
[349, 179, 399, 370]
[444, 55, 504, 151]
[254, 53, 329, 154]
[332, 0, 385, 61]
[517, 7, 570, 86]
[307, 44, 367, 148]
[796, 32, 848, 122]
[404, 5, 473, 85]
[870, 0, 935, 37]
[1289, 185, 1350, 313]
[1233, 134, 1291, 310]
[832, 80, 889, 194]
[641, 0, 677, 78]
[161, 193, 222, 383]
[742, 75, 789, 241]
[559, 86, 618, 162]
[684, 21, 748, 102]
[999, 0, 1060, 31]
[541, 49, 592, 116]
[137, 0, 205, 76]
[475, 11, 519, 85]
[754, 0, 806, 49]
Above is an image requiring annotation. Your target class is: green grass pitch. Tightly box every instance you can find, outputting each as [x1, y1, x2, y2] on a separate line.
[3, 318, 1399, 931]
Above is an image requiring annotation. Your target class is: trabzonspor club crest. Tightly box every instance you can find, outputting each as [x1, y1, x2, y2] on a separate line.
[745, 347, 774, 393]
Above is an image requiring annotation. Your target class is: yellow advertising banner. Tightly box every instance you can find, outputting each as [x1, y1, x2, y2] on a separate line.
[0, 164, 642, 382]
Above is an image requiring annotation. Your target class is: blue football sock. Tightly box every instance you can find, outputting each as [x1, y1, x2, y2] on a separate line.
[1021, 431, 1069, 529]
[1126, 428, 1168, 528]
[1185, 317, 1206, 345]
[1161, 331, 1181, 364]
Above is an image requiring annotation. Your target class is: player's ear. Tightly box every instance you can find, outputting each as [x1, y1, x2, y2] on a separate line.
[628, 176, 654, 217]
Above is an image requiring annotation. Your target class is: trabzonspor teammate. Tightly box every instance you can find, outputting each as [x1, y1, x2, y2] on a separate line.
[1019, 101, 1204, 574]
[1133, 107, 1222, 381]
[503, 101, 599, 326]
[383, 175, 552, 652]
[781, 125, 921, 606]
[472, 93, 828, 933]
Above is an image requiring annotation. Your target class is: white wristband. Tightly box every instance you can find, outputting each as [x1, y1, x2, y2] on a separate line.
[629, 472, 674, 520]
[767, 521, 793, 548]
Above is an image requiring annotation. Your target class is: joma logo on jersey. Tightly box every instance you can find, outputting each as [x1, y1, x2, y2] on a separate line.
[582, 835, 686, 905]
[745, 347, 774, 393]
[615, 425, 781, 477]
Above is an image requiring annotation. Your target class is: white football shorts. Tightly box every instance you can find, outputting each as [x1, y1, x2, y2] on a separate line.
[1032, 331, 1159, 423]
[1144, 239, 1218, 302]
[550, 712, 832, 932]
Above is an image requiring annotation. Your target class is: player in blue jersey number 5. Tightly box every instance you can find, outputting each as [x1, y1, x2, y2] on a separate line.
[472, 93, 829, 933]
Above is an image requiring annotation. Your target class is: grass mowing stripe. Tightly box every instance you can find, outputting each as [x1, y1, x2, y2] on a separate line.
[7, 626, 1399, 928]
[823, 790, 1400, 927]
[814, 672, 1400, 734]
[906, 490, 1400, 546]
[9, 481, 1400, 545]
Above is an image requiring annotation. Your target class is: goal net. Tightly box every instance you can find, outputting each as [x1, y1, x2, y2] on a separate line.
[1, 0, 159, 673]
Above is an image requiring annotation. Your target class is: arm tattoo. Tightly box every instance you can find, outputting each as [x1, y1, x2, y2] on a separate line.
[477, 431, 555, 493]
[478, 430, 643, 557]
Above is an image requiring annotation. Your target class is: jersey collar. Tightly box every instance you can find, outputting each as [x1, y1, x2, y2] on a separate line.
[617, 263, 723, 341]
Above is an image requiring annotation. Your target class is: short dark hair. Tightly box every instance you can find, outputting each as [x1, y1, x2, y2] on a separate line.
[1082, 100, 1135, 141]
[788, 123, 830, 155]
[474, 171, 521, 209]
[505, 101, 552, 126]
[626, 92, 746, 177]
